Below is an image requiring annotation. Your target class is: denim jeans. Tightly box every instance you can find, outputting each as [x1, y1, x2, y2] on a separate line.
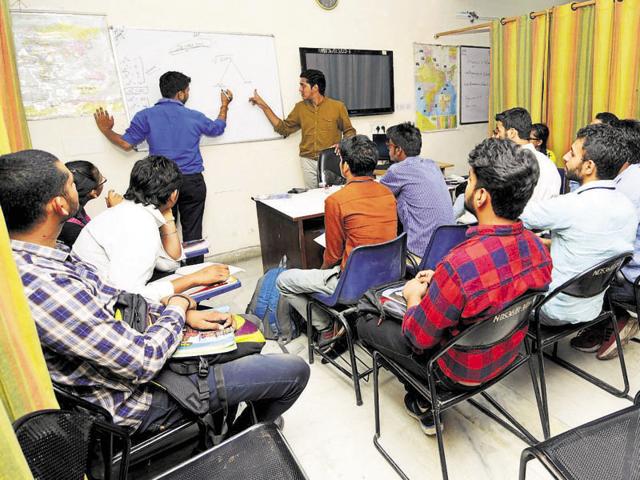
[138, 354, 310, 433]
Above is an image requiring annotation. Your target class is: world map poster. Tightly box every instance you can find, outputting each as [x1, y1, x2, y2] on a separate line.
[414, 44, 458, 132]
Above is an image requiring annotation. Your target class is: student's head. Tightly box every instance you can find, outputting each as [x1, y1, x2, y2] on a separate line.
[616, 119, 640, 166]
[592, 111, 619, 126]
[66, 160, 105, 207]
[564, 124, 627, 184]
[0, 149, 79, 234]
[159, 71, 191, 103]
[530, 123, 550, 154]
[465, 138, 539, 221]
[299, 69, 326, 98]
[123, 155, 183, 210]
[495, 107, 532, 142]
[338, 135, 378, 177]
[386, 122, 422, 161]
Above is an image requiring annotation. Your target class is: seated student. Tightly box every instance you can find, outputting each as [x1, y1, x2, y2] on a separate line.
[577, 119, 640, 360]
[495, 107, 561, 201]
[277, 135, 397, 341]
[380, 122, 454, 260]
[521, 124, 637, 327]
[58, 160, 123, 248]
[530, 123, 557, 165]
[0, 149, 310, 433]
[73, 155, 229, 302]
[592, 111, 619, 125]
[357, 138, 552, 434]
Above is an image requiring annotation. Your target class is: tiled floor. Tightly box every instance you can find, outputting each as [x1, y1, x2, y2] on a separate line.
[167, 255, 639, 479]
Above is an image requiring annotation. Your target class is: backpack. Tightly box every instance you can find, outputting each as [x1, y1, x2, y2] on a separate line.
[246, 267, 302, 343]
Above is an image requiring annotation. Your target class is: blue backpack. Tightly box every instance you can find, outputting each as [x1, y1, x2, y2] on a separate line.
[246, 267, 300, 342]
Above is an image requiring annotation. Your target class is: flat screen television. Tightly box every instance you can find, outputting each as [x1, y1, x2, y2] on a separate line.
[299, 47, 394, 116]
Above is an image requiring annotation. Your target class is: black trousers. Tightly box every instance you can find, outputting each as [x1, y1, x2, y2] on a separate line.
[173, 172, 207, 265]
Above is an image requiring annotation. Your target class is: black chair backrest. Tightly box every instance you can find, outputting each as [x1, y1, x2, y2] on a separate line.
[555, 252, 632, 299]
[317, 148, 345, 186]
[14, 409, 96, 480]
[452, 291, 543, 348]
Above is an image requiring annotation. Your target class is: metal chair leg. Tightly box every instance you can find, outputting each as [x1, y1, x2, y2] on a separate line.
[535, 337, 551, 439]
[525, 339, 549, 439]
[306, 301, 314, 364]
[338, 312, 363, 406]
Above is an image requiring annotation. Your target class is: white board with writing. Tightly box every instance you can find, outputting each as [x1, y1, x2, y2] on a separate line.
[110, 27, 284, 145]
[460, 46, 490, 125]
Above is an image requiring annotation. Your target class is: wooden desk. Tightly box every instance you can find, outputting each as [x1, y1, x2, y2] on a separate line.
[374, 161, 454, 177]
[254, 187, 340, 272]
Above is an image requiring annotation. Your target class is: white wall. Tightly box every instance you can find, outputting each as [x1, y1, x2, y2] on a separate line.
[21, 0, 566, 256]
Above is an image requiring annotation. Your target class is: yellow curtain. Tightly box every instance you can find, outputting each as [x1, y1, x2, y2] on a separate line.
[489, 13, 550, 135]
[0, 207, 59, 478]
[545, 2, 596, 165]
[0, 0, 31, 154]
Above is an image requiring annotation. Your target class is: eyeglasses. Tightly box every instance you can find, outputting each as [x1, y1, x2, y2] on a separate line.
[97, 177, 108, 187]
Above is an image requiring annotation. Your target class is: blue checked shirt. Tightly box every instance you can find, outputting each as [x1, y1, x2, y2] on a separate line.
[12, 240, 186, 430]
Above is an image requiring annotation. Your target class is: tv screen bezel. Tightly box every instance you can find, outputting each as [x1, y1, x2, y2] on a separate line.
[299, 47, 395, 117]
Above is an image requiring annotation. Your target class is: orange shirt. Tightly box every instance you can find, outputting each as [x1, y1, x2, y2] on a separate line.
[324, 177, 398, 270]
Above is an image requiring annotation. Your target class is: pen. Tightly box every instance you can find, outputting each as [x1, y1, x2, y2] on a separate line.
[221, 89, 231, 101]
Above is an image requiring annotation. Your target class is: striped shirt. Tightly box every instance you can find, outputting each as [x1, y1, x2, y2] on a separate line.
[11, 240, 185, 430]
[380, 156, 455, 256]
[402, 222, 552, 384]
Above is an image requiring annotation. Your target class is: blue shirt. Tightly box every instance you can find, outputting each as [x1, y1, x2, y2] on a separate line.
[122, 98, 226, 174]
[615, 163, 640, 282]
[521, 180, 637, 325]
[380, 156, 455, 256]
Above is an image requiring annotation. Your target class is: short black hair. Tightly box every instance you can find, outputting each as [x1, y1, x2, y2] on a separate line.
[66, 160, 100, 206]
[300, 69, 326, 95]
[575, 123, 628, 180]
[530, 123, 550, 153]
[339, 134, 378, 176]
[386, 122, 422, 157]
[159, 71, 191, 98]
[468, 138, 539, 220]
[595, 112, 619, 125]
[616, 119, 640, 165]
[496, 107, 532, 140]
[123, 156, 183, 209]
[0, 149, 68, 233]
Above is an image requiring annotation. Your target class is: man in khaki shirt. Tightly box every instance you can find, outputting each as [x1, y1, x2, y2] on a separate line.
[250, 69, 356, 188]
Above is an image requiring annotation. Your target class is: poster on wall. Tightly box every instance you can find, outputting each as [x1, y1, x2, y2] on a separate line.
[460, 46, 490, 124]
[414, 43, 458, 132]
[11, 12, 123, 120]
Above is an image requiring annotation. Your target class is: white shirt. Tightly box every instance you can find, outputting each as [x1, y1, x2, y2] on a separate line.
[72, 200, 181, 302]
[521, 180, 637, 325]
[522, 143, 561, 203]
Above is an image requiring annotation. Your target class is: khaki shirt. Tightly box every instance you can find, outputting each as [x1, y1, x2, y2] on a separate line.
[274, 97, 356, 160]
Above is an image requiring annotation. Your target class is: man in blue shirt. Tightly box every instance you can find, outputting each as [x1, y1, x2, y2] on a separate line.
[94, 71, 233, 263]
[520, 124, 637, 335]
[380, 122, 454, 259]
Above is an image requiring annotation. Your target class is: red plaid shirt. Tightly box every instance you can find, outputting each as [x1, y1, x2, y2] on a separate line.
[402, 222, 552, 385]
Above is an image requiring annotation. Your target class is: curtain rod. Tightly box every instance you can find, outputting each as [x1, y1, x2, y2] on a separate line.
[433, 0, 598, 39]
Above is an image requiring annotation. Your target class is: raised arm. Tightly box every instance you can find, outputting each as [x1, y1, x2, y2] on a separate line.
[94, 108, 133, 151]
[249, 89, 284, 129]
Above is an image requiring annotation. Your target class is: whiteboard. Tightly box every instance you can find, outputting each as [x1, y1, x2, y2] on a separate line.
[110, 27, 284, 145]
[460, 46, 490, 125]
[11, 12, 123, 120]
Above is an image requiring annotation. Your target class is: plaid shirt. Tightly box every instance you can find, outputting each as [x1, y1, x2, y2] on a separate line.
[402, 222, 552, 384]
[11, 240, 185, 430]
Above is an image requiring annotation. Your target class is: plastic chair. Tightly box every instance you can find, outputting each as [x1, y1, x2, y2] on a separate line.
[153, 423, 308, 480]
[316, 147, 345, 186]
[407, 224, 469, 276]
[373, 291, 546, 480]
[307, 233, 407, 405]
[519, 391, 640, 480]
[13, 408, 130, 480]
[528, 252, 634, 439]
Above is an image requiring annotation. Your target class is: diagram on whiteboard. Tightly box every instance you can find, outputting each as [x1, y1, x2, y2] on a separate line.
[414, 44, 458, 132]
[110, 27, 284, 146]
[11, 12, 123, 120]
